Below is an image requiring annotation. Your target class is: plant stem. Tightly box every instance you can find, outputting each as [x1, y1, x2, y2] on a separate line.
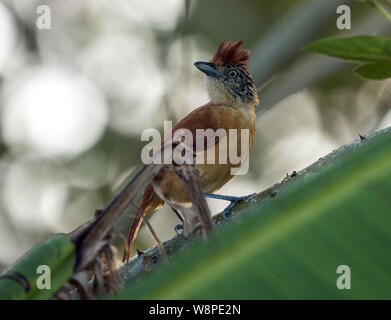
[372, 0, 391, 24]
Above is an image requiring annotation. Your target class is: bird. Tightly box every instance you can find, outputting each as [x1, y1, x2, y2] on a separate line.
[123, 40, 259, 262]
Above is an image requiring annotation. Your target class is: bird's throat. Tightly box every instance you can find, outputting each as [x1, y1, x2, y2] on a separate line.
[206, 77, 257, 110]
[207, 77, 235, 106]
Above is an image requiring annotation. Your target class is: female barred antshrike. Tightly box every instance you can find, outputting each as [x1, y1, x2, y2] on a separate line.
[123, 40, 259, 261]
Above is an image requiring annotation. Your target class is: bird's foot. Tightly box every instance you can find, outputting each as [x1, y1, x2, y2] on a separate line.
[222, 202, 236, 220]
[171, 207, 185, 234]
[174, 223, 183, 234]
[204, 193, 256, 220]
[174, 219, 198, 236]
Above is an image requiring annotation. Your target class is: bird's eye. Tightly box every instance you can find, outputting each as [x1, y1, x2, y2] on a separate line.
[228, 70, 238, 78]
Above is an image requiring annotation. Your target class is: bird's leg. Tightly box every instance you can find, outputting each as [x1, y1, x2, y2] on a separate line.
[152, 177, 191, 236]
[172, 208, 184, 234]
[204, 193, 256, 220]
[171, 207, 200, 236]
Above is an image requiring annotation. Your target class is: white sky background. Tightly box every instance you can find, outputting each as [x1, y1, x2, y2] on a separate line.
[0, 0, 390, 269]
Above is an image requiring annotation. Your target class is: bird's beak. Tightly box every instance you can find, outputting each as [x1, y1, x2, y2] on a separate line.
[194, 61, 220, 78]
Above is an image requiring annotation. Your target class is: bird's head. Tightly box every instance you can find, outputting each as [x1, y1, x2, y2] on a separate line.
[195, 40, 259, 107]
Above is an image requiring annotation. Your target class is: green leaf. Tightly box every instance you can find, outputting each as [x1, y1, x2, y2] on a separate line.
[115, 127, 391, 299]
[354, 61, 391, 80]
[0, 234, 76, 300]
[304, 35, 391, 62]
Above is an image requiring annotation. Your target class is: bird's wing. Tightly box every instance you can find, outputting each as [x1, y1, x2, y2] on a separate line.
[167, 102, 225, 153]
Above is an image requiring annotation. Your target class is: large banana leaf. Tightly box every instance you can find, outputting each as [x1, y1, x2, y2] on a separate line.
[115, 127, 391, 299]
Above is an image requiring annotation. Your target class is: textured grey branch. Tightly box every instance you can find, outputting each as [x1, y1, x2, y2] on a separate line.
[119, 125, 391, 287]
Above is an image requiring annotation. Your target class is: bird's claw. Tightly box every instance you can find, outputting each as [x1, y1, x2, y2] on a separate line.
[174, 223, 183, 234]
[222, 202, 236, 220]
[221, 193, 256, 220]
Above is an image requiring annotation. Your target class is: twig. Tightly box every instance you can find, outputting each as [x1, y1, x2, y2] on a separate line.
[144, 219, 167, 262]
[372, 0, 391, 24]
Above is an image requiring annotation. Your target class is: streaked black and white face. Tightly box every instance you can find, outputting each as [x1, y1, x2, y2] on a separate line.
[195, 61, 258, 105]
[219, 64, 258, 104]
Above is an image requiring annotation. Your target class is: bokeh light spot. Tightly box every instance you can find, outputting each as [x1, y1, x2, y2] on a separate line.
[2, 66, 108, 158]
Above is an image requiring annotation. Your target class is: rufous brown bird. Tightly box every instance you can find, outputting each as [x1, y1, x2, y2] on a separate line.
[123, 40, 259, 262]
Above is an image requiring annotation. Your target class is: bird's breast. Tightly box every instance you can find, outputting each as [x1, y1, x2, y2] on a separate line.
[159, 104, 256, 203]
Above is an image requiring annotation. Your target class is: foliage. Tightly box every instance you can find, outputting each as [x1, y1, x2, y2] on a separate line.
[0, 235, 76, 300]
[304, 0, 391, 80]
[114, 128, 391, 299]
[304, 36, 391, 80]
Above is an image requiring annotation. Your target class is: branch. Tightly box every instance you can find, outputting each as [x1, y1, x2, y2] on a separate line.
[119, 126, 391, 286]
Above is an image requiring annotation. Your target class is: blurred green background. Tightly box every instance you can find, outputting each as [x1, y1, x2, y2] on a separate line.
[0, 0, 390, 273]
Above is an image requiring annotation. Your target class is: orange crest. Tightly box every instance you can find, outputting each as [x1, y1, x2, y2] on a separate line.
[211, 40, 250, 66]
